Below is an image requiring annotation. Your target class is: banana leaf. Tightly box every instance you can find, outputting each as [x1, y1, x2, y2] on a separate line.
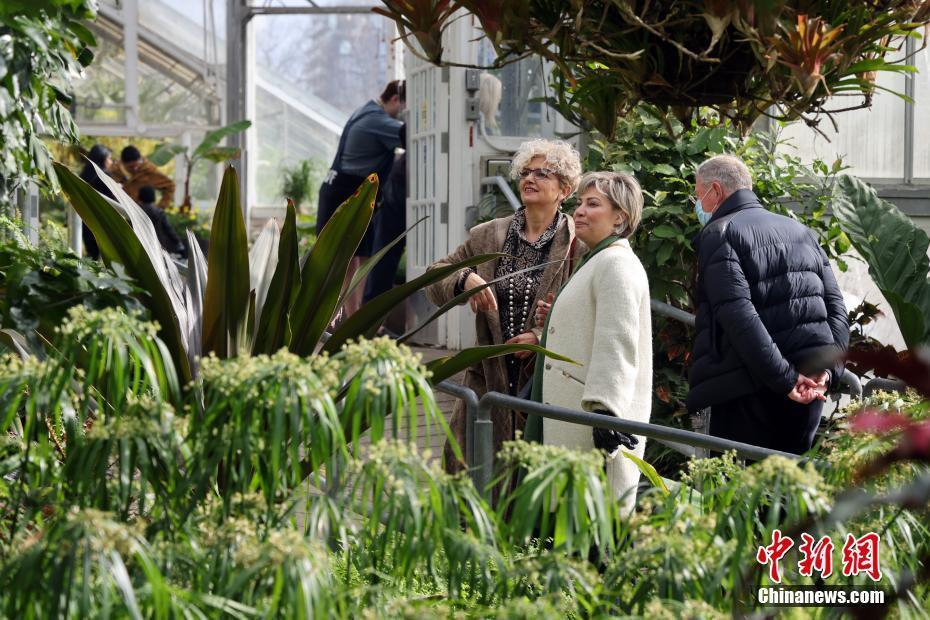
[322, 253, 505, 354]
[253, 202, 300, 355]
[426, 344, 579, 385]
[53, 162, 193, 384]
[833, 174, 930, 347]
[289, 174, 378, 356]
[202, 167, 251, 358]
[193, 120, 252, 161]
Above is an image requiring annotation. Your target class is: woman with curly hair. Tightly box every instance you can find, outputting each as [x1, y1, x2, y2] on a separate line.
[426, 139, 586, 475]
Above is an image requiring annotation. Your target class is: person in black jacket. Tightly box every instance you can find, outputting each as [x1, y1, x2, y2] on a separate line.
[136, 186, 188, 258]
[79, 144, 117, 259]
[687, 155, 849, 455]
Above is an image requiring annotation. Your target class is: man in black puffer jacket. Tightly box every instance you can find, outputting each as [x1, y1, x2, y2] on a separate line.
[687, 155, 849, 455]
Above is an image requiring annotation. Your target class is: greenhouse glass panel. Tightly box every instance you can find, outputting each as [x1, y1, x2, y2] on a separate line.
[251, 13, 397, 208]
[913, 45, 930, 180]
[475, 39, 558, 139]
[777, 69, 907, 180]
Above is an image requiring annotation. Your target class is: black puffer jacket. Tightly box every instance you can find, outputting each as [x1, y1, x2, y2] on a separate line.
[687, 189, 849, 411]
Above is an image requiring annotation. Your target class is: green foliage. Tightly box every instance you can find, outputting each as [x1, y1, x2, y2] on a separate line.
[0, 216, 142, 350]
[281, 158, 325, 213]
[0, 0, 97, 203]
[2, 312, 928, 616]
[833, 174, 930, 348]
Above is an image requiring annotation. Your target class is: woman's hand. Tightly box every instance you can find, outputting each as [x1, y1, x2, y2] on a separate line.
[534, 292, 554, 327]
[505, 331, 538, 359]
[464, 272, 498, 313]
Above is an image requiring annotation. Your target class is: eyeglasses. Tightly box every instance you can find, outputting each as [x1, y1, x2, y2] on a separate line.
[518, 167, 556, 180]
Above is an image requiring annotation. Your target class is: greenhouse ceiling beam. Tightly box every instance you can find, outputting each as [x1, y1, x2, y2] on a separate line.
[79, 122, 222, 138]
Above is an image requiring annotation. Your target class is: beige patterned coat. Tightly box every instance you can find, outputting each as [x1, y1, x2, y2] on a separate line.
[425, 214, 585, 474]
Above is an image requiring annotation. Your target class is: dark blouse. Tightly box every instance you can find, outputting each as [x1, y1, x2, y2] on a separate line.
[495, 208, 563, 393]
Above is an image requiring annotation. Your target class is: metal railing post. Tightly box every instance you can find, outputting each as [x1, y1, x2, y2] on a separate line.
[473, 398, 494, 498]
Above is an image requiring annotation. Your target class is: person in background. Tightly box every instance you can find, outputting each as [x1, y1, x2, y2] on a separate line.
[316, 80, 406, 319]
[533, 172, 651, 515]
[362, 145, 407, 307]
[687, 154, 849, 455]
[136, 185, 187, 258]
[112, 145, 176, 210]
[425, 139, 586, 476]
[78, 144, 117, 260]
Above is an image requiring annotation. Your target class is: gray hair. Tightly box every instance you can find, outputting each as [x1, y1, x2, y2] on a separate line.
[695, 155, 753, 194]
[510, 139, 582, 193]
[577, 171, 644, 238]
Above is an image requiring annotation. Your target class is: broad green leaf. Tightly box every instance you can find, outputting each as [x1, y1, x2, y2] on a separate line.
[147, 143, 187, 167]
[248, 217, 280, 329]
[833, 174, 930, 347]
[652, 224, 678, 239]
[323, 253, 505, 354]
[198, 146, 241, 164]
[193, 120, 252, 160]
[289, 175, 378, 355]
[185, 229, 207, 373]
[425, 344, 579, 385]
[653, 163, 676, 175]
[253, 201, 300, 355]
[202, 167, 251, 358]
[54, 162, 193, 385]
[621, 450, 669, 495]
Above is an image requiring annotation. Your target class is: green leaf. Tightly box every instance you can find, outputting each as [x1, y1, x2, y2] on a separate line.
[248, 218, 280, 332]
[656, 242, 674, 266]
[833, 175, 930, 347]
[198, 146, 241, 164]
[652, 224, 678, 239]
[289, 175, 378, 356]
[323, 253, 505, 354]
[253, 201, 300, 355]
[0, 328, 30, 359]
[426, 344, 579, 385]
[621, 450, 669, 495]
[147, 143, 187, 167]
[53, 161, 193, 385]
[202, 167, 251, 358]
[653, 164, 676, 176]
[193, 120, 251, 161]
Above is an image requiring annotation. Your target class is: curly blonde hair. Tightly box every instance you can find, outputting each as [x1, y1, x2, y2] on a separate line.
[509, 139, 582, 193]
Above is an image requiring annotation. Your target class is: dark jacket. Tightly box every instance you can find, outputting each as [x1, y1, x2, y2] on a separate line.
[139, 202, 188, 258]
[687, 189, 849, 411]
[79, 167, 117, 260]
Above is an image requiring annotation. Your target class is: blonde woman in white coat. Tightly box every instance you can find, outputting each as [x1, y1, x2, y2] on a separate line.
[533, 171, 652, 515]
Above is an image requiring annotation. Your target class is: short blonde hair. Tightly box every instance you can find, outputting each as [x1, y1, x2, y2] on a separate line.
[577, 171, 644, 238]
[509, 139, 582, 193]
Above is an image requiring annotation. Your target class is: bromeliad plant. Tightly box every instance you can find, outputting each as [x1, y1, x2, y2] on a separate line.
[376, 1, 930, 137]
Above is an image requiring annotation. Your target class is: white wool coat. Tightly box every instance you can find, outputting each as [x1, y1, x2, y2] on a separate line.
[541, 239, 652, 514]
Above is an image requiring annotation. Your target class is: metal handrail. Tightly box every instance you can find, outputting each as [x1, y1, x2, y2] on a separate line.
[435, 380, 480, 467]
[469, 390, 801, 497]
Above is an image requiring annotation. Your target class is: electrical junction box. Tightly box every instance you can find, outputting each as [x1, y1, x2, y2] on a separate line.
[465, 68, 481, 91]
[465, 97, 481, 121]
